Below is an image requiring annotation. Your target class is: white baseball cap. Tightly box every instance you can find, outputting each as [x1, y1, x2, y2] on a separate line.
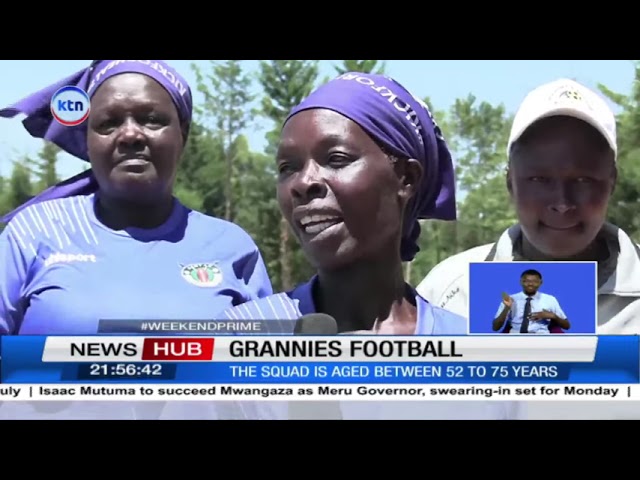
[507, 78, 617, 159]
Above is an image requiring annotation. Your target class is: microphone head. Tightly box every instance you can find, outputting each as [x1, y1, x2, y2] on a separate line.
[293, 313, 338, 335]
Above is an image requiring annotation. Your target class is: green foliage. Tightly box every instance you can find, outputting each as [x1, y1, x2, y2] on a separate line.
[334, 60, 386, 75]
[2, 61, 638, 287]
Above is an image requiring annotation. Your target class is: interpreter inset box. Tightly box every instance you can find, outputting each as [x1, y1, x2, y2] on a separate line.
[468, 262, 597, 335]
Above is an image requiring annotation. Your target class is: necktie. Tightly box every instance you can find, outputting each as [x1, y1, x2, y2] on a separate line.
[520, 297, 532, 333]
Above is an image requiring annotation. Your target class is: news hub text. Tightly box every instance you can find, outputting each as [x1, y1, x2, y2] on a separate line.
[66, 338, 463, 362]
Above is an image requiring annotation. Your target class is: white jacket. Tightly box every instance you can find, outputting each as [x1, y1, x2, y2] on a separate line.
[417, 223, 640, 419]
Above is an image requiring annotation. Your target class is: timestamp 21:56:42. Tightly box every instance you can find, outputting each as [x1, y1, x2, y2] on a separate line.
[76, 363, 174, 380]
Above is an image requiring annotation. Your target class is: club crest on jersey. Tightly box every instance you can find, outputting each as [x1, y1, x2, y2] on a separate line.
[181, 263, 223, 288]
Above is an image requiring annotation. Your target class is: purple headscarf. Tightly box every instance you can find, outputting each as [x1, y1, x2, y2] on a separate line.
[0, 60, 193, 224]
[286, 72, 457, 262]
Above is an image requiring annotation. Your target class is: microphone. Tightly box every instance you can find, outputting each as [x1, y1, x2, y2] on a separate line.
[293, 313, 338, 335]
[289, 313, 342, 420]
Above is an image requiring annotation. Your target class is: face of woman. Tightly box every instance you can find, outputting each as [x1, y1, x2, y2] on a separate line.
[87, 73, 184, 205]
[276, 109, 419, 271]
[508, 116, 616, 258]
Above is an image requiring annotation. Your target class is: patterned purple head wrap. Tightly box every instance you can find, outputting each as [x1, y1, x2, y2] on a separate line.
[0, 60, 193, 223]
[285, 72, 457, 262]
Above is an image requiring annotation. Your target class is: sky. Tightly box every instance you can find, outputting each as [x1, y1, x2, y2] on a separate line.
[0, 60, 635, 180]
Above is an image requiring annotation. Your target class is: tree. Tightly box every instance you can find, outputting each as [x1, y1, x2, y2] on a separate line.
[257, 60, 320, 290]
[599, 62, 640, 240]
[449, 94, 515, 250]
[409, 97, 458, 283]
[192, 60, 255, 221]
[174, 120, 225, 217]
[0, 174, 10, 227]
[232, 136, 285, 282]
[334, 60, 386, 75]
[29, 141, 60, 192]
[8, 160, 32, 211]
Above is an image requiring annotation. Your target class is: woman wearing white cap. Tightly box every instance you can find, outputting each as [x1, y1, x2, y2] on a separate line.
[417, 79, 640, 419]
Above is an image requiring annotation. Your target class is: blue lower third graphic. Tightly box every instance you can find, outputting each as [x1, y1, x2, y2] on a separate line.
[0, 361, 637, 384]
[1, 336, 637, 384]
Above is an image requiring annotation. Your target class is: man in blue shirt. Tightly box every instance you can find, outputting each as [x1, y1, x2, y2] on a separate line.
[493, 269, 570, 334]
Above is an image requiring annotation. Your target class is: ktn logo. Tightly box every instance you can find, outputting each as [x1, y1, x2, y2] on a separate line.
[50, 86, 90, 126]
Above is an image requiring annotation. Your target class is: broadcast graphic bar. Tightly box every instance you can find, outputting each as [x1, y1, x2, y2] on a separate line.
[34, 335, 598, 363]
[1, 335, 636, 385]
[97, 319, 298, 334]
[0, 383, 636, 402]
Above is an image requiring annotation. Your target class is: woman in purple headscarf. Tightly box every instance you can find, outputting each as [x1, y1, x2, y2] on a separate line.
[212, 73, 525, 421]
[0, 60, 273, 338]
[223, 72, 465, 334]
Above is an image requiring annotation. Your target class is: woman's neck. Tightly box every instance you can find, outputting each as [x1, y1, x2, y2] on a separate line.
[314, 256, 417, 333]
[95, 194, 174, 230]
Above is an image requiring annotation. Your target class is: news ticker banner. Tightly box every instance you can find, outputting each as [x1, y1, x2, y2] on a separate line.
[0, 383, 634, 402]
[0, 335, 637, 385]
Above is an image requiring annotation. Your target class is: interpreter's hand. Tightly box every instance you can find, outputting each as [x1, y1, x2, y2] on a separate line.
[501, 292, 514, 309]
[529, 310, 555, 321]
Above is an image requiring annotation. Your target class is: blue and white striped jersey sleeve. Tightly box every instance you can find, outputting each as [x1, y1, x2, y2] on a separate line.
[0, 214, 36, 334]
[221, 293, 302, 334]
[222, 293, 301, 321]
